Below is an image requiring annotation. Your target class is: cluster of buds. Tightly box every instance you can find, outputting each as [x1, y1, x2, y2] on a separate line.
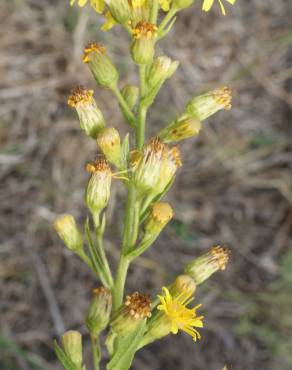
[111, 292, 152, 336]
[130, 137, 181, 197]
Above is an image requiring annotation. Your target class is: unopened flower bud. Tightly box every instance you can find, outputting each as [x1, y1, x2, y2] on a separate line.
[184, 246, 231, 285]
[144, 202, 173, 236]
[68, 86, 105, 139]
[61, 330, 83, 368]
[85, 157, 112, 218]
[159, 117, 202, 143]
[121, 84, 139, 109]
[83, 42, 119, 88]
[106, 0, 131, 24]
[131, 21, 157, 65]
[153, 146, 182, 195]
[111, 292, 152, 336]
[130, 137, 166, 197]
[148, 56, 179, 88]
[96, 127, 121, 167]
[86, 287, 112, 335]
[185, 86, 232, 121]
[54, 214, 83, 253]
[170, 274, 197, 297]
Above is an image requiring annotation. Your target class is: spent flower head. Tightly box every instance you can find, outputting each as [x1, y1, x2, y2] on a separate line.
[111, 292, 152, 336]
[68, 86, 105, 139]
[83, 42, 119, 88]
[185, 246, 231, 284]
[185, 86, 232, 121]
[131, 21, 157, 64]
[85, 156, 112, 219]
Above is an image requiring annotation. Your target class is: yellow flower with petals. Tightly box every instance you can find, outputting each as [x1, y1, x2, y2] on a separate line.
[202, 0, 236, 15]
[157, 287, 203, 341]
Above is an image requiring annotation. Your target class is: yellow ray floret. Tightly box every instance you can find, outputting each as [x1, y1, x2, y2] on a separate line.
[202, 0, 236, 15]
[157, 287, 204, 341]
[70, 0, 105, 13]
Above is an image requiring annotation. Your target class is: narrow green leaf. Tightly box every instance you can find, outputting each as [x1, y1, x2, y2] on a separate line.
[107, 321, 146, 370]
[84, 218, 110, 287]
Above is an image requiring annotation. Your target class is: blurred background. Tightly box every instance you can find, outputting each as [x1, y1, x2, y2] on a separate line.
[1, 0, 292, 369]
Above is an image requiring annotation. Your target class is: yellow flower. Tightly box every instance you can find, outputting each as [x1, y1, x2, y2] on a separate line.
[202, 0, 236, 15]
[157, 287, 203, 341]
[70, 0, 105, 13]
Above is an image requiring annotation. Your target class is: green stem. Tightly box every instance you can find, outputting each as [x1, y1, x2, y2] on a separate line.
[111, 84, 136, 127]
[91, 335, 101, 370]
[150, 0, 159, 24]
[113, 256, 130, 310]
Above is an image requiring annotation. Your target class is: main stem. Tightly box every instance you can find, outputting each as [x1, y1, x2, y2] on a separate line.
[112, 64, 148, 310]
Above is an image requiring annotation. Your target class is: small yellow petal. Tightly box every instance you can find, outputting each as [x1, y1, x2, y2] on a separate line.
[101, 11, 117, 31]
[78, 0, 88, 6]
[90, 0, 105, 13]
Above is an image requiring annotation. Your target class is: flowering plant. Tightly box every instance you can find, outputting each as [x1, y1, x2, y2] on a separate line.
[54, 0, 235, 369]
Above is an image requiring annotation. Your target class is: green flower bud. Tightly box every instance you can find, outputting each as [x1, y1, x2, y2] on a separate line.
[106, 0, 131, 24]
[54, 214, 83, 253]
[111, 292, 152, 337]
[144, 202, 173, 236]
[61, 330, 83, 368]
[159, 117, 202, 143]
[131, 21, 157, 65]
[85, 157, 112, 218]
[96, 127, 121, 167]
[130, 137, 166, 197]
[68, 86, 105, 139]
[169, 274, 197, 297]
[147, 56, 179, 88]
[86, 287, 112, 335]
[185, 86, 232, 121]
[184, 246, 231, 285]
[121, 84, 139, 109]
[83, 42, 119, 88]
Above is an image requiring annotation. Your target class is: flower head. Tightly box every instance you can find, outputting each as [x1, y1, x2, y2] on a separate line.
[157, 287, 203, 341]
[202, 0, 236, 15]
[111, 292, 152, 336]
[184, 246, 231, 284]
[82, 42, 119, 88]
[68, 86, 105, 138]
